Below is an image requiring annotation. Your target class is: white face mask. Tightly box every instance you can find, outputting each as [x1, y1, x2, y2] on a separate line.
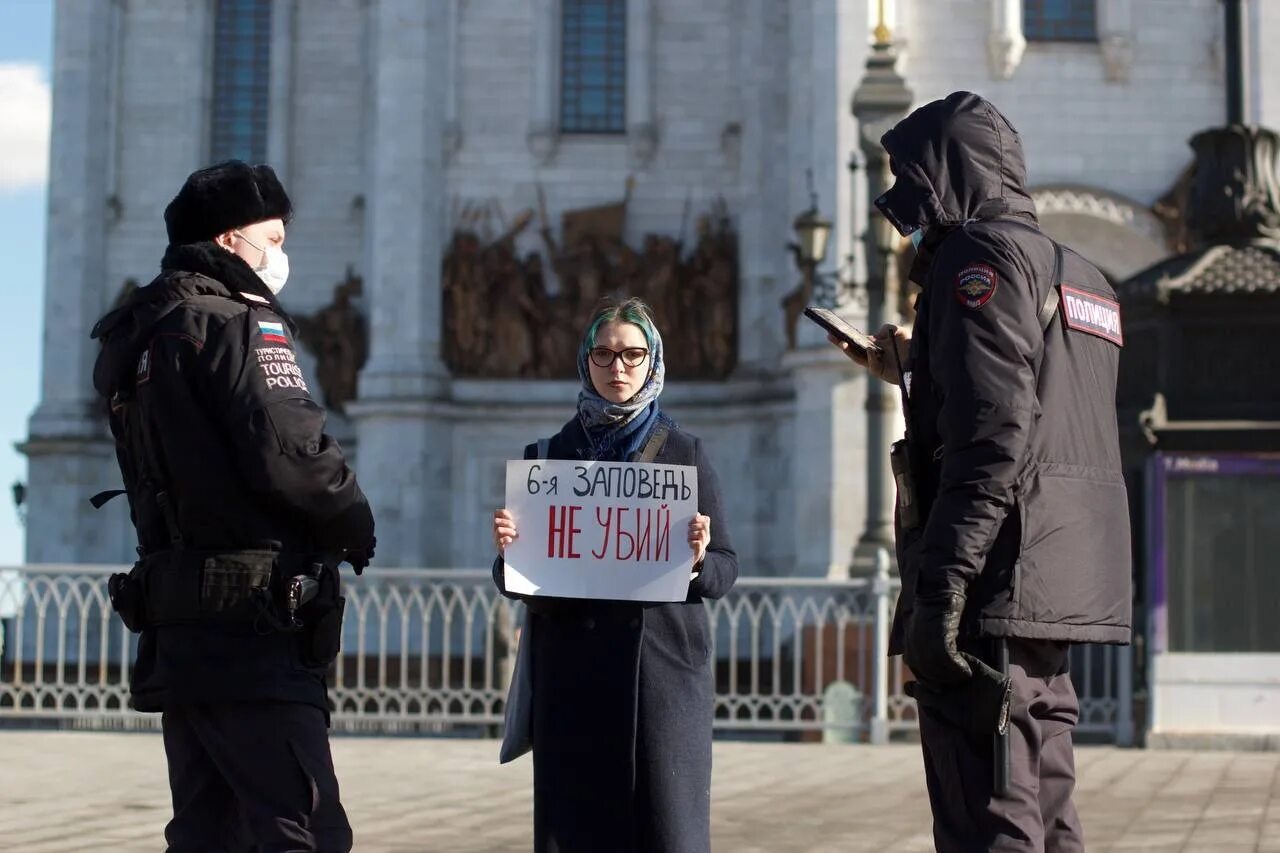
[909, 227, 927, 250]
[235, 231, 290, 294]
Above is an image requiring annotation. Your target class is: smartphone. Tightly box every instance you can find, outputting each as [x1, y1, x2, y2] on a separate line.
[803, 306, 880, 356]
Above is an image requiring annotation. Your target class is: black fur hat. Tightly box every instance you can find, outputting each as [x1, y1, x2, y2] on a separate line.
[163, 160, 293, 246]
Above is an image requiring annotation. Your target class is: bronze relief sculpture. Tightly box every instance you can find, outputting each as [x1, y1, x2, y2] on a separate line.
[442, 187, 738, 380]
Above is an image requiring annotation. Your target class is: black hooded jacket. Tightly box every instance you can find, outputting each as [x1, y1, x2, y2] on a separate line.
[878, 92, 1132, 648]
[91, 242, 374, 710]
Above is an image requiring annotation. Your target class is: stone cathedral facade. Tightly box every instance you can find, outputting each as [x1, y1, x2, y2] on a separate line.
[25, 0, 1253, 574]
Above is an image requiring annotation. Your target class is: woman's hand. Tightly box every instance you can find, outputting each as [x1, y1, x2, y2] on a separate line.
[688, 513, 711, 569]
[494, 508, 518, 554]
[828, 323, 911, 385]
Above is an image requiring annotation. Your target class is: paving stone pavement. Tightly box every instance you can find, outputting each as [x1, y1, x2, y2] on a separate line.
[2, 732, 1279, 852]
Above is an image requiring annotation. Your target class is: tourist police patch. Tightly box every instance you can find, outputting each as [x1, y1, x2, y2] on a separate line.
[955, 264, 998, 309]
[1060, 285, 1123, 345]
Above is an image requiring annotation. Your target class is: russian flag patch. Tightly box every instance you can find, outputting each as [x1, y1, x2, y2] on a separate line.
[258, 320, 289, 345]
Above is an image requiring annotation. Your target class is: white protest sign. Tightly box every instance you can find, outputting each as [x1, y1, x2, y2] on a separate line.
[503, 459, 698, 602]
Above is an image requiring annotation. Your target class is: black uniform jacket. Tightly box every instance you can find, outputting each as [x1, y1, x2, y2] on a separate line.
[492, 417, 737, 853]
[91, 242, 374, 710]
[878, 92, 1133, 650]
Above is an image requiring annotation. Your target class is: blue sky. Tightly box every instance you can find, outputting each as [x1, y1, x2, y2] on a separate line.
[0, 1, 54, 563]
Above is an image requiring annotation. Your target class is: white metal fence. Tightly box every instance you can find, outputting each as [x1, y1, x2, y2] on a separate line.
[0, 562, 1132, 743]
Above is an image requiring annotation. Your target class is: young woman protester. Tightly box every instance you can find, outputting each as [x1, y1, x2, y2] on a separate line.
[492, 297, 738, 853]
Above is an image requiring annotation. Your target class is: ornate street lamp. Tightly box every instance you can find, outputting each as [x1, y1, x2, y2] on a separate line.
[792, 198, 832, 270]
[782, 186, 838, 348]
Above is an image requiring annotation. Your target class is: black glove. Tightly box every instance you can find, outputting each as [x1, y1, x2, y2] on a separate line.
[346, 536, 376, 576]
[905, 589, 972, 686]
[905, 653, 1012, 738]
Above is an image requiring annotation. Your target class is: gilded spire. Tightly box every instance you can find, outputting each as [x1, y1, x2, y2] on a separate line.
[874, 0, 892, 45]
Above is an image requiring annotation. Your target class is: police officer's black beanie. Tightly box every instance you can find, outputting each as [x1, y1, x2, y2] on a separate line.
[163, 160, 293, 246]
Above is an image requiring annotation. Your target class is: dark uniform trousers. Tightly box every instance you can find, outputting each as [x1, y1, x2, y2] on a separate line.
[917, 639, 1083, 853]
[162, 702, 352, 853]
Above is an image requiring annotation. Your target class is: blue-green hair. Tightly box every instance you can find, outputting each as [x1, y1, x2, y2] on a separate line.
[578, 297, 660, 365]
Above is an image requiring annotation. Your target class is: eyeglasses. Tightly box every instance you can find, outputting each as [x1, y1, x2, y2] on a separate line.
[589, 346, 649, 369]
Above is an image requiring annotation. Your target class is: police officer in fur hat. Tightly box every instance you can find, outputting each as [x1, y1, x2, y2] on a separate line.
[832, 92, 1132, 851]
[91, 161, 375, 851]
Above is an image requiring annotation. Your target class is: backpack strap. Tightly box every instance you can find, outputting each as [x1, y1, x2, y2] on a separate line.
[1039, 242, 1063, 333]
[633, 424, 670, 464]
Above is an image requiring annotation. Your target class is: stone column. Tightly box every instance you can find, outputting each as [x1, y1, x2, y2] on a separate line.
[1250, 0, 1280, 126]
[1098, 0, 1135, 83]
[349, 0, 452, 568]
[625, 0, 657, 165]
[527, 0, 560, 163]
[443, 0, 462, 158]
[266, 0, 297, 181]
[851, 23, 912, 570]
[734, 0, 791, 372]
[987, 0, 1026, 81]
[782, 343, 868, 578]
[22, 1, 119, 562]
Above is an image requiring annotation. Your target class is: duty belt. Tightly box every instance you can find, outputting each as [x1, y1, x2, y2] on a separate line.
[108, 548, 322, 632]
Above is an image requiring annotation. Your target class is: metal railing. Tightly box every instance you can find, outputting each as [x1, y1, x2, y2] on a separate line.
[0, 562, 1132, 743]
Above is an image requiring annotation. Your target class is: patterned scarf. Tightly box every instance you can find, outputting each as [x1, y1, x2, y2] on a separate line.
[576, 325, 668, 462]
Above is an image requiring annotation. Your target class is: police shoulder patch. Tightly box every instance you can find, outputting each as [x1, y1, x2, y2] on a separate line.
[955, 264, 999, 310]
[1060, 284, 1123, 345]
[253, 342, 311, 395]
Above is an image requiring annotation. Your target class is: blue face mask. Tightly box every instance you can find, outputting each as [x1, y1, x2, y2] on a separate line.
[909, 227, 926, 250]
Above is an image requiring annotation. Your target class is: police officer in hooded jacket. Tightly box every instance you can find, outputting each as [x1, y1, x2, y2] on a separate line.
[831, 92, 1132, 851]
[91, 161, 375, 852]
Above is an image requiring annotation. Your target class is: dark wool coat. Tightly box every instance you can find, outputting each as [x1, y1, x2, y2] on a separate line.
[493, 416, 738, 853]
